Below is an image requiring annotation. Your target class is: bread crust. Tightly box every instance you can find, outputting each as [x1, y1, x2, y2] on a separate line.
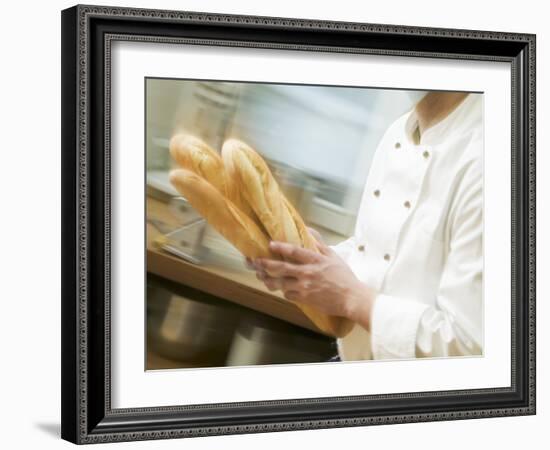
[222, 139, 303, 246]
[221, 139, 353, 337]
[170, 134, 260, 225]
[169, 134, 226, 193]
[169, 168, 273, 260]
[169, 136, 352, 337]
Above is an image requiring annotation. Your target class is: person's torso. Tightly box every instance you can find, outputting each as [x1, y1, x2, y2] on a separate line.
[338, 94, 483, 360]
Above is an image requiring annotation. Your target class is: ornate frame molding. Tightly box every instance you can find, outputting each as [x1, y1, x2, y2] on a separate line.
[61, 4, 536, 444]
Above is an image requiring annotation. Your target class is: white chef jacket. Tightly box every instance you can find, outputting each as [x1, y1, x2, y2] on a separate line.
[332, 93, 483, 360]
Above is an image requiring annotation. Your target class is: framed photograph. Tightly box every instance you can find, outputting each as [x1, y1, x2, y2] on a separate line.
[61, 4, 536, 444]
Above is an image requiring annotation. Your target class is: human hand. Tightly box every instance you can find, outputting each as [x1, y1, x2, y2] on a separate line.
[246, 229, 376, 329]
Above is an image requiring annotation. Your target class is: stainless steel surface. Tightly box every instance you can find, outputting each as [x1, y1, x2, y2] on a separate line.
[146, 275, 336, 369]
[147, 278, 240, 366]
[160, 219, 207, 265]
[146, 218, 173, 235]
[226, 316, 334, 367]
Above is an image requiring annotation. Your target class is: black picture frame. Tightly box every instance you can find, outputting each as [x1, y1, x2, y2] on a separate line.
[61, 4, 536, 444]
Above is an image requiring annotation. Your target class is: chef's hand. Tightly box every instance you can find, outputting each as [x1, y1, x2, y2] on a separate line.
[246, 229, 377, 331]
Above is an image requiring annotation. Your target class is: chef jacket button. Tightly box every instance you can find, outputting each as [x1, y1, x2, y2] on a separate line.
[395, 142, 401, 149]
[374, 189, 380, 197]
[423, 150, 430, 159]
[384, 253, 391, 261]
[358, 244, 365, 252]
[404, 200, 411, 208]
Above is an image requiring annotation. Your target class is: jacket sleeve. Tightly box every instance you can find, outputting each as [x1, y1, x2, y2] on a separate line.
[371, 161, 483, 359]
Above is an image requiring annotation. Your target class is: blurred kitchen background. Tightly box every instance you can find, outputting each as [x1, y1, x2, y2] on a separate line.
[145, 78, 424, 370]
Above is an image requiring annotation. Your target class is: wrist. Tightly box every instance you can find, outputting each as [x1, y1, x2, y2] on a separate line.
[344, 281, 377, 332]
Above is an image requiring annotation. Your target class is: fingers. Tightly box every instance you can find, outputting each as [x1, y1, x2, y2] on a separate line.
[307, 227, 323, 243]
[244, 257, 256, 271]
[306, 227, 332, 256]
[317, 242, 332, 256]
[256, 270, 280, 291]
[256, 271, 297, 292]
[269, 241, 321, 264]
[255, 258, 302, 278]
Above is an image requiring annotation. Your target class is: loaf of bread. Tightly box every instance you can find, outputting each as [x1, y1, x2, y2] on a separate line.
[221, 139, 304, 246]
[282, 197, 320, 252]
[169, 168, 274, 260]
[222, 138, 353, 337]
[170, 133, 260, 227]
[169, 134, 226, 193]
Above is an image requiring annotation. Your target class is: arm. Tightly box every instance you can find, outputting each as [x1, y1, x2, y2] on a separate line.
[250, 164, 482, 359]
[250, 233, 377, 328]
[370, 164, 483, 358]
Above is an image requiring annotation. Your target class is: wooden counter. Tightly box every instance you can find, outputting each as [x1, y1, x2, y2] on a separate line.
[146, 196, 330, 336]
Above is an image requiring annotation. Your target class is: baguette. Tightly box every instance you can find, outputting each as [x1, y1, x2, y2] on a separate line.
[221, 142, 261, 228]
[170, 133, 259, 226]
[169, 134, 226, 193]
[169, 168, 274, 260]
[222, 138, 353, 337]
[282, 197, 319, 252]
[222, 139, 302, 246]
